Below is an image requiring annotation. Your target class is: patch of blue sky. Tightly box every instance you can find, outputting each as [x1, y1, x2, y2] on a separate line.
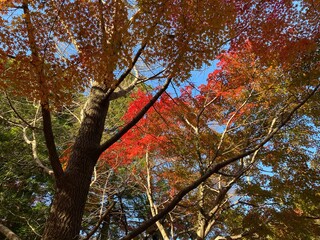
[165, 60, 219, 98]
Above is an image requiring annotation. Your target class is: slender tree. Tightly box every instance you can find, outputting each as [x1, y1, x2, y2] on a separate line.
[100, 40, 319, 239]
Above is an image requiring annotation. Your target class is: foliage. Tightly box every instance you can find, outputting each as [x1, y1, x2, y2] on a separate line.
[97, 40, 320, 239]
[0, 96, 49, 239]
[0, 94, 81, 239]
[0, 0, 319, 239]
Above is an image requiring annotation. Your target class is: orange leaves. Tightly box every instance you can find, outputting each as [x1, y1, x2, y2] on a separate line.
[0, 0, 22, 10]
[0, 1, 90, 108]
[1, 0, 314, 111]
[59, 143, 73, 171]
[1, 56, 85, 108]
[133, 0, 237, 80]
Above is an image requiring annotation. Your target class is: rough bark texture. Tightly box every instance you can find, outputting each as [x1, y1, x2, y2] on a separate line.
[42, 86, 109, 240]
[42, 79, 171, 239]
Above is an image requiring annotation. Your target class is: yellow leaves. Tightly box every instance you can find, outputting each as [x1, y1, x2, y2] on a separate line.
[60, 0, 233, 85]
[1, 0, 317, 112]
[0, 0, 21, 7]
[0, 54, 86, 109]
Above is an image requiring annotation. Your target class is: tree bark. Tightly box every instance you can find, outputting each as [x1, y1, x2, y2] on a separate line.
[0, 223, 21, 240]
[42, 78, 172, 239]
[196, 183, 206, 240]
[42, 85, 109, 240]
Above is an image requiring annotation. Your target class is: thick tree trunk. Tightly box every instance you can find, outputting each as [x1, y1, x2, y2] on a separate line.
[42, 85, 109, 240]
[42, 171, 94, 240]
[42, 78, 171, 239]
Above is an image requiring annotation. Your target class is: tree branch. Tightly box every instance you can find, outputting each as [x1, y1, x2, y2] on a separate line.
[0, 223, 21, 240]
[82, 202, 115, 240]
[22, 103, 54, 176]
[145, 150, 170, 240]
[5, 93, 39, 130]
[120, 84, 319, 240]
[99, 77, 172, 154]
[108, 78, 138, 100]
[41, 105, 64, 181]
[105, 42, 147, 100]
[23, 127, 54, 176]
[105, 16, 162, 101]
[22, 1, 63, 180]
[0, 114, 25, 128]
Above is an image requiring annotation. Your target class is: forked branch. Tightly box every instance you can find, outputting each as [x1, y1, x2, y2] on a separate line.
[120, 84, 319, 240]
[99, 77, 172, 154]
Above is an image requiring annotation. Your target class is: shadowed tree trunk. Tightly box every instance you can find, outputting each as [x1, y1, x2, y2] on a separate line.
[42, 78, 171, 239]
[42, 85, 110, 240]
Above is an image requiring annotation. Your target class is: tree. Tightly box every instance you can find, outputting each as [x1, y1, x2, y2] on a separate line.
[0, 0, 319, 239]
[0, 93, 83, 239]
[100, 39, 319, 239]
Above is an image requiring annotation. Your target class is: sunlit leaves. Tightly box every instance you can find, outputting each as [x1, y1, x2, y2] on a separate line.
[0, 0, 238, 107]
[97, 33, 319, 238]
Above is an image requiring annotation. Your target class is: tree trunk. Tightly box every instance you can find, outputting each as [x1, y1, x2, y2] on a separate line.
[42, 85, 109, 240]
[41, 78, 171, 239]
[42, 171, 94, 240]
[196, 183, 206, 240]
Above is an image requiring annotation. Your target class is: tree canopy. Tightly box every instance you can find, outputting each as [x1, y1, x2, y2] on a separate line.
[0, 0, 319, 239]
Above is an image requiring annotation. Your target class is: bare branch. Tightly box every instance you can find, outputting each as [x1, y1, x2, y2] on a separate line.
[63, 106, 81, 124]
[41, 105, 64, 181]
[83, 202, 115, 240]
[24, 103, 53, 175]
[145, 150, 170, 240]
[217, 89, 254, 152]
[0, 223, 21, 240]
[109, 65, 166, 101]
[90, 166, 98, 187]
[120, 84, 319, 240]
[109, 77, 139, 100]
[23, 127, 53, 176]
